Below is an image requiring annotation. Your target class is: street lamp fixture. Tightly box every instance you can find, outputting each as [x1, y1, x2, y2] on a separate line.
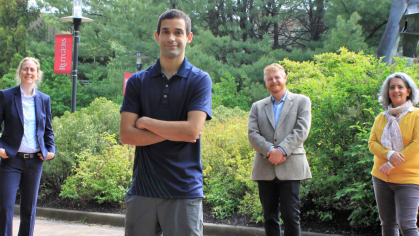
[131, 52, 148, 71]
[60, 0, 94, 113]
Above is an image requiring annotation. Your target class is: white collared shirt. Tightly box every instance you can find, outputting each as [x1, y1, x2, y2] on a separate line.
[17, 86, 40, 153]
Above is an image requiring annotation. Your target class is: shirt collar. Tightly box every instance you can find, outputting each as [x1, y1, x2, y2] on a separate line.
[20, 85, 36, 98]
[149, 56, 193, 79]
[408, 106, 414, 112]
[271, 91, 288, 104]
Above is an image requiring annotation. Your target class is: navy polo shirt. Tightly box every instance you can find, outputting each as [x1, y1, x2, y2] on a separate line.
[120, 57, 212, 199]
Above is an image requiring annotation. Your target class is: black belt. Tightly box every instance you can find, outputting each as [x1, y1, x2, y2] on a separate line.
[16, 152, 40, 159]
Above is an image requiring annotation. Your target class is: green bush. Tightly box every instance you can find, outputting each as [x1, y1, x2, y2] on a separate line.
[59, 133, 133, 206]
[212, 72, 253, 111]
[202, 49, 419, 229]
[282, 48, 419, 228]
[37, 57, 73, 117]
[201, 106, 262, 222]
[42, 97, 121, 192]
[0, 68, 16, 90]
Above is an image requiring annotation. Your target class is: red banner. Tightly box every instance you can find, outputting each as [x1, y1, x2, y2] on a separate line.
[54, 34, 73, 74]
[123, 73, 134, 95]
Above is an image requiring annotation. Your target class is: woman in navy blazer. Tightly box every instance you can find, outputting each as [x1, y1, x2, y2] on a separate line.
[0, 57, 55, 236]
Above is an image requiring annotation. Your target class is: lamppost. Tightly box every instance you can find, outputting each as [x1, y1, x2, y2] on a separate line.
[60, 0, 94, 113]
[131, 52, 148, 71]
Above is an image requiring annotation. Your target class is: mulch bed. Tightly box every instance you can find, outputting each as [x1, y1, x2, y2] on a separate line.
[28, 191, 378, 235]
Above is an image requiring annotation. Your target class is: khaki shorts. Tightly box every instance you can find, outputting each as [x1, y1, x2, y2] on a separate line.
[124, 194, 203, 236]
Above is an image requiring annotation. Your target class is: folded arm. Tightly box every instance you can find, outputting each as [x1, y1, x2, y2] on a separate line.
[120, 110, 207, 146]
[135, 110, 207, 142]
[120, 111, 167, 146]
[381, 112, 419, 174]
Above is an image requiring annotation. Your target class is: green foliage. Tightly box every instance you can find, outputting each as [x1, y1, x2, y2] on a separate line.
[201, 106, 262, 222]
[36, 57, 72, 117]
[201, 49, 417, 228]
[282, 48, 419, 228]
[29, 0, 391, 109]
[188, 29, 298, 104]
[42, 97, 121, 192]
[0, 69, 17, 90]
[0, 55, 118, 118]
[36, 56, 125, 117]
[0, 0, 39, 77]
[60, 133, 133, 206]
[324, 0, 392, 48]
[323, 12, 369, 53]
[212, 72, 252, 110]
[178, 0, 326, 51]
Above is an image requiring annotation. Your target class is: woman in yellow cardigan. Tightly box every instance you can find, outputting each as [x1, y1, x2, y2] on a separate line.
[369, 72, 419, 236]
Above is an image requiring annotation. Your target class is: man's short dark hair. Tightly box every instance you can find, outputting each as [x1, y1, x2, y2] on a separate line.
[157, 9, 192, 35]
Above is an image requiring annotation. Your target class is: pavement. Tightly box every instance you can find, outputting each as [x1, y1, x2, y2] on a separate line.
[13, 205, 341, 236]
[13, 217, 124, 236]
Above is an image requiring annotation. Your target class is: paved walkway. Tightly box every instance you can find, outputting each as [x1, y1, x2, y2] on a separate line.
[12, 206, 340, 236]
[13, 217, 124, 236]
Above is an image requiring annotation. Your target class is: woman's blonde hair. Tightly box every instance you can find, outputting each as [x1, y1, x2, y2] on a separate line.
[379, 72, 419, 108]
[15, 57, 43, 88]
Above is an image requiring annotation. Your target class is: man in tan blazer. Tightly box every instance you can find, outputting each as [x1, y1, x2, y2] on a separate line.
[248, 63, 312, 236]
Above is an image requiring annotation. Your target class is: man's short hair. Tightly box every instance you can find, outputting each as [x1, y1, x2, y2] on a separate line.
[264, 63, 286, 81]
[156, 9, 192, 35]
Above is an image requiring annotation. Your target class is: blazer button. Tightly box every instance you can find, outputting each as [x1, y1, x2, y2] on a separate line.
[274, 139, 278, 142]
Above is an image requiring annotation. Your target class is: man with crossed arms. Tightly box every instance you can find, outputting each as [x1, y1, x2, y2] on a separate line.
[120, 9, 212, 236]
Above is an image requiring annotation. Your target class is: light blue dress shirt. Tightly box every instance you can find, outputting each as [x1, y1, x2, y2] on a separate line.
[272, 92, 287, 127]
[269, 92, 288, 156]
[17, 86, 40, 153]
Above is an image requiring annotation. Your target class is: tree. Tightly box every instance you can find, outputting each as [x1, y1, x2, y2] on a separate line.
[36, 0, 165, 97]
[38, 0, 164, 66]
[323, 12, 368, 53]
[0, 0, 39, 77]
[28, 0, 393, 109]
[289, 0, 327, 46]
[212, 72, 252, 110]
[178, 0, 297, 49]
[324, 0, 392, 48]
[283, 48, 419, 229]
